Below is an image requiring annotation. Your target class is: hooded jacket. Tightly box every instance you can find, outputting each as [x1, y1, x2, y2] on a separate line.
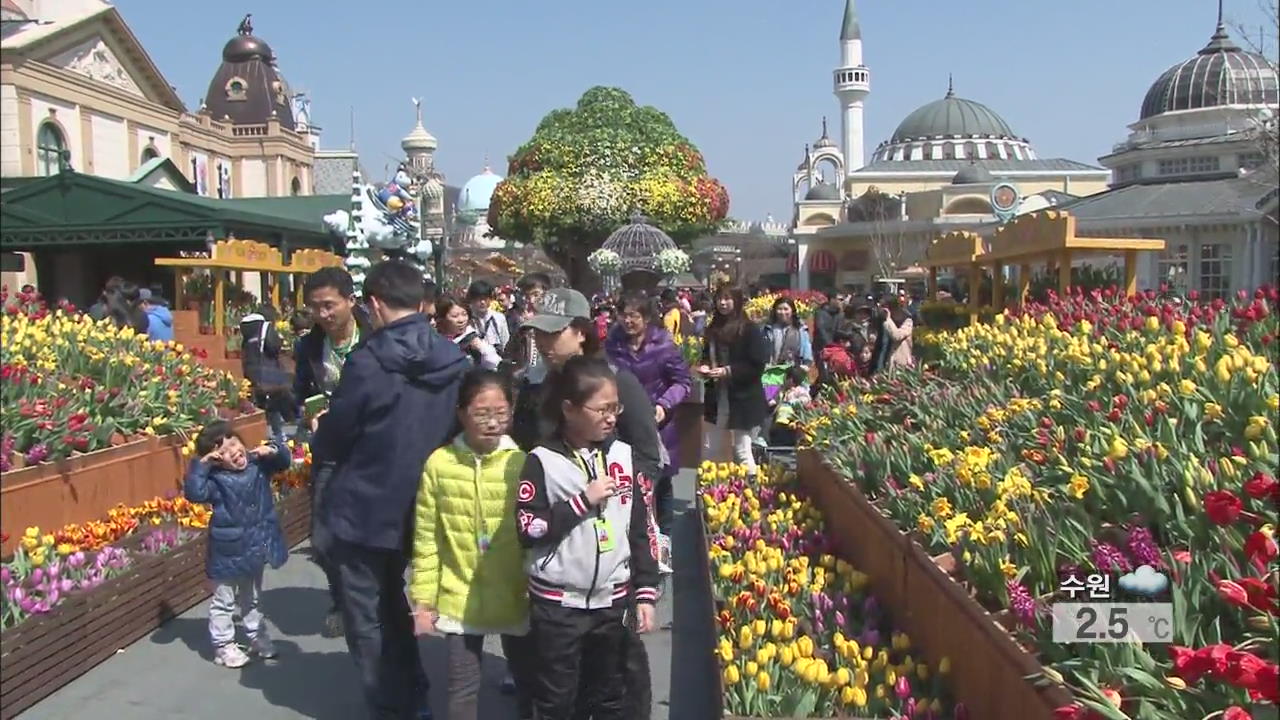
[314, 313, 470, 550]
[409, 434, 528, 634]
[515, 437, 659, 610]
[183, 440, 291, 580]
[239, 312, 289, 391]
[145, 304, 174, 341]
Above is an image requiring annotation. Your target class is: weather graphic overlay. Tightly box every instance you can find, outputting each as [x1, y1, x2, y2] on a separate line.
[1051, 565, 1175, 644]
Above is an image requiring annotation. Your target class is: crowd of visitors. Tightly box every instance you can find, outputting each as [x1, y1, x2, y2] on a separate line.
[144, 260, 921, 720]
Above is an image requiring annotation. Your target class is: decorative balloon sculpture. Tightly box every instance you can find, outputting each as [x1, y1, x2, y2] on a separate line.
[323, 165, 434, 292]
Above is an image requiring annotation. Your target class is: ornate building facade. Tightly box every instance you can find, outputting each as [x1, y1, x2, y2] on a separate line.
[1, 1, 315, 196]
[788, 0, 1111, 294]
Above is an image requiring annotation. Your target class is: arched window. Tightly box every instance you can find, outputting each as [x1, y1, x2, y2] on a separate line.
[942, 143, 955, 160]
[290, 177, 302, 196]
[140, 146, 160, 164]
[37, 122, 67, 176]
[963, 142, 977, 159]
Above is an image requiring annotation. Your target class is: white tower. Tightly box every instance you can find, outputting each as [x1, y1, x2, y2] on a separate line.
[832, 0, 870, 173]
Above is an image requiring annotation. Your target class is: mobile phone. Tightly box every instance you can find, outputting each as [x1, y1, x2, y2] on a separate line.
[304, 394, 327, 417]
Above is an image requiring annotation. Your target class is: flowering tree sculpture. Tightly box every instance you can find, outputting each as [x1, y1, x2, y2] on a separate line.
[488, 86, 729, 285]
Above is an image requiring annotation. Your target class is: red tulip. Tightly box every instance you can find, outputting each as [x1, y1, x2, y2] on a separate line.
[1203, 490, 1243, 525]
[1217, 579, 1251, 608]
[1224, 707, 1253, 720]
[1244, 472, 1278, 500]
[1244, 532, 1279, 573]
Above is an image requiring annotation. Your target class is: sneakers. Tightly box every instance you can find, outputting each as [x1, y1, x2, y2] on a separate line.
[323, 610, 344, 638]
[250, 633, 278, 659]
[214, 643, 251, 668]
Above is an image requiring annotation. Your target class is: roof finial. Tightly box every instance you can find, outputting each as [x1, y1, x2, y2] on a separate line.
[412, 97, 422, 125]
[946, 73, 955, 98]
[840, 0, 861, 40]
[1217, 0, 1224, 28]
[483, 152, 491, 172]
[1200, 0, 1238, 53]
[237, 14, 253, 36]
[821, 116, 828, 137]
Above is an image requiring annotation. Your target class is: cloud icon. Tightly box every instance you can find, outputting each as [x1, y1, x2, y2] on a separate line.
[1118, 565, 1169, 596]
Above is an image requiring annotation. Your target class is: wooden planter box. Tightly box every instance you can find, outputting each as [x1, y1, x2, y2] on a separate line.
[0, 413, 267, 555]
[795, 450, 1072, 720]
[0, 488, 311, 719]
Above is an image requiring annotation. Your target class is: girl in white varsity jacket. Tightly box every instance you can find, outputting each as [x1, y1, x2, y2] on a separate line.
[515, 356, 660, 720]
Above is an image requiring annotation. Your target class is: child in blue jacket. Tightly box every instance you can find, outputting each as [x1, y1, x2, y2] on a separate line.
[184, 421, 291, 668]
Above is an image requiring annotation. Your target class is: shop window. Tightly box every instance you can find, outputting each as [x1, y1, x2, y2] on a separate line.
[1198, 243, 1232, 300]
[36, 122, 67, 176]
[1158, 243, 1190, 294]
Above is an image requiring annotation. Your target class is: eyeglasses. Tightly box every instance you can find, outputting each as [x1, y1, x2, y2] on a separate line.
[580, 403, 624, 418]
[469, 409, 511, 424]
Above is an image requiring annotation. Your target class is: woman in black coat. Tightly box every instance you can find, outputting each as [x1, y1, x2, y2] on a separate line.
[697, 285, 769, 478]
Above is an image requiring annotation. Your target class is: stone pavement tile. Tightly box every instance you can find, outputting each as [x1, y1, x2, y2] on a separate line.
[19, 469, 713, 720]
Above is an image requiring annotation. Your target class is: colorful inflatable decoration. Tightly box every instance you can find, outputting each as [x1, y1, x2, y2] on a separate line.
[323, 165, 433, 290]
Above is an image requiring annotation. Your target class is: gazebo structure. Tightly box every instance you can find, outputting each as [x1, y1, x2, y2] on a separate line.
[599, 212, 678, 292]
[923, 210, 1165, 322]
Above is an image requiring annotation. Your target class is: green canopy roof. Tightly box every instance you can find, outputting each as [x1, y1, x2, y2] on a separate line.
[0, 170, 348, 250]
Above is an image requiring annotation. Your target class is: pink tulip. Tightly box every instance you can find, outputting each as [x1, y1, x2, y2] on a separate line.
[895, 674, 911, 699]
[68, 551, 85, 569]
[58, 578, 74, 593]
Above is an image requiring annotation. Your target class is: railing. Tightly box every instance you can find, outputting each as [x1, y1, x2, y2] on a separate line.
[231, 124, 269, 138]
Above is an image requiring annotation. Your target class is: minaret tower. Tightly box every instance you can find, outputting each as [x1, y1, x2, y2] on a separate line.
[832, 0, 870, 173]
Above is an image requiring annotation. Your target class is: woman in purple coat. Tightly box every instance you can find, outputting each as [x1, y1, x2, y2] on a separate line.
[606, 290, 692, 533]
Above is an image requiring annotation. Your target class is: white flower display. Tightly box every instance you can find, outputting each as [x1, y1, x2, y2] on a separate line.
[588, 248, 622, 275]
[656, 248, 691, 276]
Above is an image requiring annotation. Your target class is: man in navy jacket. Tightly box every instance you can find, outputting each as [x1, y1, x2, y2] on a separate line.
[312, 260, 468, 720]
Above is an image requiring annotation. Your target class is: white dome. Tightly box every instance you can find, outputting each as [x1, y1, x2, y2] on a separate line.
[459, 166, 503, 213]
[402, 120, 437, 151]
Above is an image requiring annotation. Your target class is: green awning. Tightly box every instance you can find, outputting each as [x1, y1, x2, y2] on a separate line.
[0, 170, 347, 249]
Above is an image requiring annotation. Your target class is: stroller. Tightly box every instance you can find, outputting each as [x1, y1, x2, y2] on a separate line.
[755, 365, 810, 468]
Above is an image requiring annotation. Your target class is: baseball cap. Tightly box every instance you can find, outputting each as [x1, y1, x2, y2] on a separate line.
[138, 288, 152, 301]
[522, 287, 590, 334]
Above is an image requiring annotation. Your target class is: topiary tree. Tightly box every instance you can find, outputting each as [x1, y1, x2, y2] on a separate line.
[488, 86, 729, 285]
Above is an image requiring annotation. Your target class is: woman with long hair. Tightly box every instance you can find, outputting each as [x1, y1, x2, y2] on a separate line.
[875, 295, 915, 371]
[106, 282, 150, 335]
[761, 296, 813, 406]
[697, 285, 769, 477]
[605, 290, 691, 534]
[436, 296, 502, 370]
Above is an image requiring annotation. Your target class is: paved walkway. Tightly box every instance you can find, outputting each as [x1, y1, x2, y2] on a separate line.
[19, 471, 716, 720]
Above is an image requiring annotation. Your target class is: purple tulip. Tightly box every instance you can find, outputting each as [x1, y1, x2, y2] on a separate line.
[834, 610, 846, 629]
[68, 551, 85, 569]
[58, 578, 74, 593]
[30, 568, 43, 585]
[904, 698, 917, 718]
[860, 627, 880, 647]
[46, 588, 60, 606]
[10, 587, 24, 604]
[863, 595, 880, 616]
[19, 596, 38, 613]
[46, 560, 60, 578]
[0, 566, 10, 585]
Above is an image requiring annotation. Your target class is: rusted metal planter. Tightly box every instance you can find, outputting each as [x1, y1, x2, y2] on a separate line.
[796, 449, 1071, 720]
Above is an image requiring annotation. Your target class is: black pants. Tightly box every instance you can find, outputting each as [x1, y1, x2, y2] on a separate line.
[528, 600, 629, 720]
[654, 474, 674, 537]
[446, 633, 534, 720]
[309, 463, 343, 615]
[329, 537, 429, 720]
[571, 622, 651, 720]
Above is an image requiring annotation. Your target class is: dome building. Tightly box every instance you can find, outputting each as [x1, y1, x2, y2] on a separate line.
[451, 165, 509, 250]
[1063, 2, 1278, 299]
[787, 0, 1110, 294]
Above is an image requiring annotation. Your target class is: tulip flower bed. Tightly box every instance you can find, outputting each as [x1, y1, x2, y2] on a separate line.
[1, 290, 253, 466]
[0, 443, 313, 718]
[795, 287, 1279, 719]
[700, 461, 961, 719]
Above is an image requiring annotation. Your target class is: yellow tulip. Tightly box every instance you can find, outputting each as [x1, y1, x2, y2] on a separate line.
[755, 671, 770, 691]
[723, 664, 740, 685]
[745, 661, 758, 677]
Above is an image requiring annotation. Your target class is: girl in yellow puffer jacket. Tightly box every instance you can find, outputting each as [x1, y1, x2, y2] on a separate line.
[410, 370, 532, 720]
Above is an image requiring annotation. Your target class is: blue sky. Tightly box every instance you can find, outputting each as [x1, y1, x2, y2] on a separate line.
[116, 0, 1274, 221]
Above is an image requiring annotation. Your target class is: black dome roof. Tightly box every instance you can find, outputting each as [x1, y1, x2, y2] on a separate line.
[1139, 22, 1278, 120]
[203, 18, 294, 130]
